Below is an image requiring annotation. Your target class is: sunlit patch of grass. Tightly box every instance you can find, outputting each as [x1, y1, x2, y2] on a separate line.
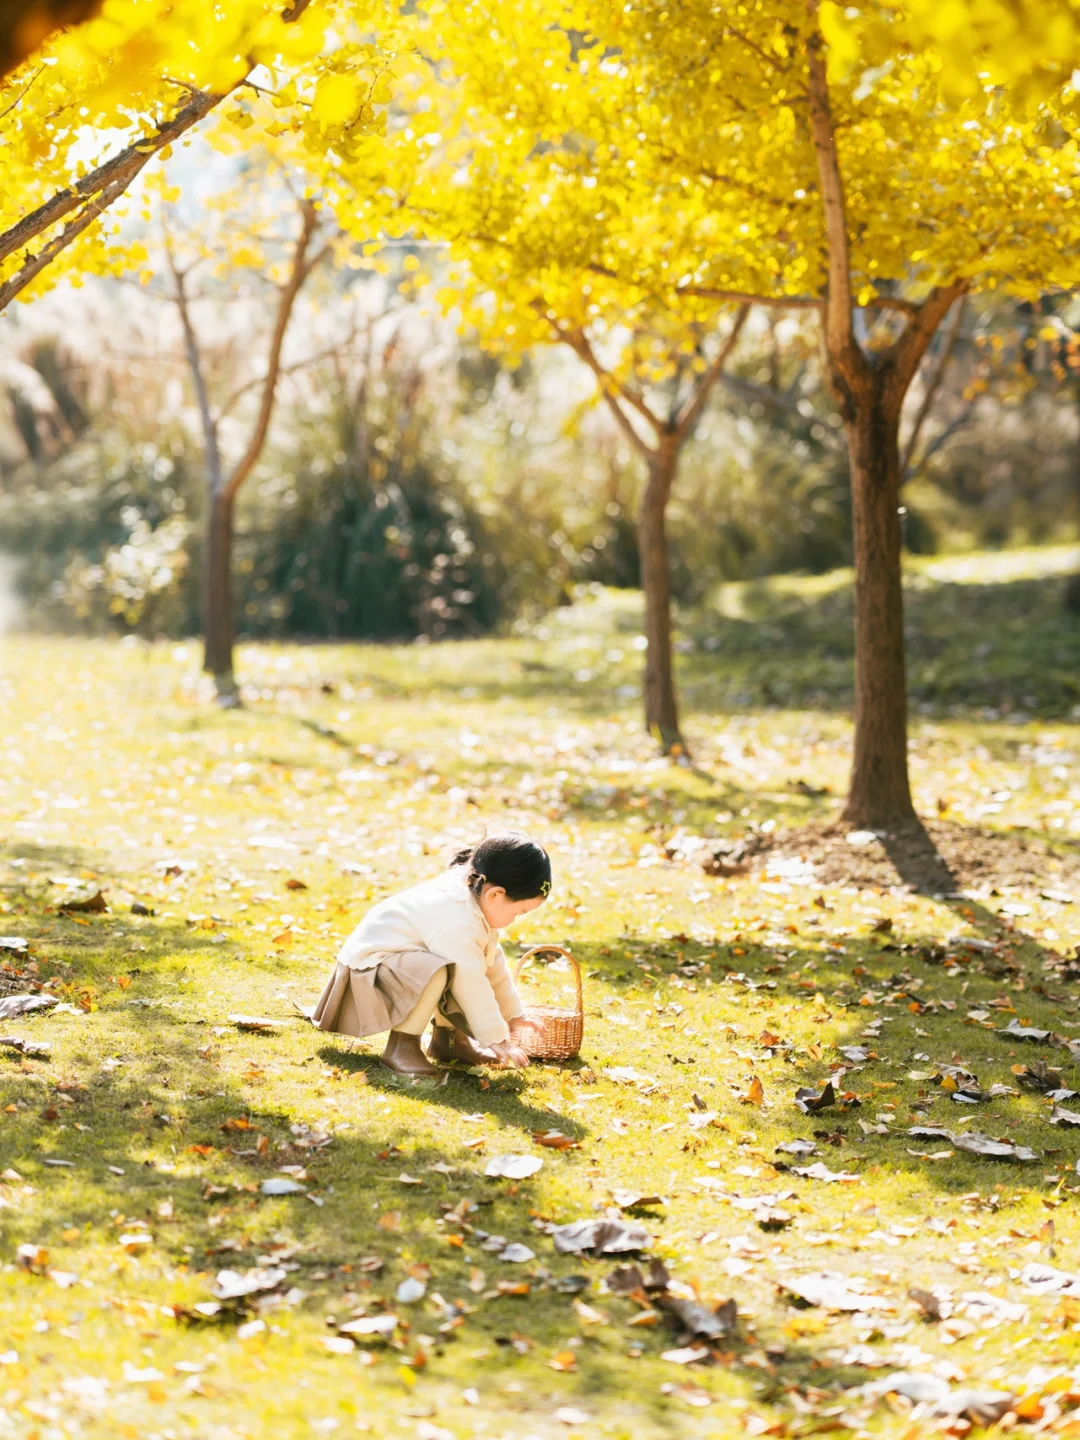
[1, 566, 1080, 1434]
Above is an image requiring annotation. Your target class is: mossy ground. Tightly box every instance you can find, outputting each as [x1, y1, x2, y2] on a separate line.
[3, 551, 1080, 1439]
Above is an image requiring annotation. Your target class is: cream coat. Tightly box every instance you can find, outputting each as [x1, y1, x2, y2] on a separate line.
[336, 868, 525, 1045]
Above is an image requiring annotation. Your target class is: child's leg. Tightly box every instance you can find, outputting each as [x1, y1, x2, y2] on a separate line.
[395, 965, 449, 1036]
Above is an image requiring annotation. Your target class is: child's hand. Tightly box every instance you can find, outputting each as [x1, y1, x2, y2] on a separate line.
[489, 1039, 530, 1069]
[509, 1016, 546, 1047]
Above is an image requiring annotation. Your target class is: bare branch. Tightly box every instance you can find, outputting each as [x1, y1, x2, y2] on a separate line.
[217, 334, 355, 420]
[551, 319, 656, 459]
[901, 295, 966, 477]
[719, 372, 845, 448]
[915, 405, 977, 470]
[672, 304, 751, 438]
[223, 199, 322, 504]
[167, 237, 223, 491]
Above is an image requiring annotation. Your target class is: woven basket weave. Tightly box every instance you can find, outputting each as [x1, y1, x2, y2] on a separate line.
[512, 944, 584, 1061]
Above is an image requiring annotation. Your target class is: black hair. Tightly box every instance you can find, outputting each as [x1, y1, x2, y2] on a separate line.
[449, 832, 552, 901]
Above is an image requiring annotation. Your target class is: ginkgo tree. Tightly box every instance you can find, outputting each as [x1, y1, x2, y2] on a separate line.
[402, 0, 1080, 828]
[389, 137, 749, 750]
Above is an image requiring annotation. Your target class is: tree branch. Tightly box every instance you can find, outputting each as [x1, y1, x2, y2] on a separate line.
[0, 0, 315, 315]
[554, 321, 656, 459]
[900, 294, 966, 478]
[914, 404, 977, 471]
[887, 280, 968, 408]
[719, 372, 846, 448]
[672, 304, 751, 438]
[676, 283, 822, 310]
[167, 240, 223, 492]
[222, 198, 321, 504]
[0, 168, 131, 312]
[805, 6, 866, 389]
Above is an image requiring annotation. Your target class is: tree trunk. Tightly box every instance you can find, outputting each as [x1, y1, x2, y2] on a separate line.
[1064, 379, 1080, 613]
[203, 488, 239, 706]
[842, 394, 915, 828]
[638, 443, 683, 754]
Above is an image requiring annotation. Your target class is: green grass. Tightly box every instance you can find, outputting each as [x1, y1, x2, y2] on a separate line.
[3, 551, 1080, 1438]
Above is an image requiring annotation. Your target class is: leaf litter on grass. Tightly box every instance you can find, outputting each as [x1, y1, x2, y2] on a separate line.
[9, 632, 1080, 1436]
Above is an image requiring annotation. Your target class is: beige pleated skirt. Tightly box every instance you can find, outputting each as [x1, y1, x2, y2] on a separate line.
[311, 950, 468, 1038]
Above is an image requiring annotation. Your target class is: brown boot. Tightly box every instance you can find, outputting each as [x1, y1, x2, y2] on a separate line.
[427, 1025, 497, 1066]
[380, 1030, 442, 1077]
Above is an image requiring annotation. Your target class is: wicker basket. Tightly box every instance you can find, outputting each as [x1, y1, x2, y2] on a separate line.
[512, 944, 584, 1061]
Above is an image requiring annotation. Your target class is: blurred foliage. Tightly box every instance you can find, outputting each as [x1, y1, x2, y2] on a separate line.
[1, 286, 1080, 641]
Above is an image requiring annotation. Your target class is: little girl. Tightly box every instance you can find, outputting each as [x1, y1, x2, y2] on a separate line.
[312, 832, 550, 1075]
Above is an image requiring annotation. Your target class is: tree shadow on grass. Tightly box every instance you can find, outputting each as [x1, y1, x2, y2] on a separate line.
[316, 1041, 590, 1141]
[5, 832, 1078, 1430]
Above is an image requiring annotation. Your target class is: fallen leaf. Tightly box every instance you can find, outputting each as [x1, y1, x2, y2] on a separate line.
[58, 890, 107, 914]
[554, 1405, 591, 1425]
[548, 1350, 577, 1371]
[661, 1344, 711, 1365]
[338, 1314, 398, 1338]
[602, 1066, 655, 1086]
[611, 1190, 665, 1211]
[775, 1139, 818, 1157]
[485, 1154, 543, 1179]
[659, 1295, 737, 1340]
[531, 1130, 579, 1150]
[323, 1336, 355, 1354]
[781, 1273, 893, 1312]
[1014, 1061, 1065, 1093]
[792, 1162, 861, 1184]
[794, 1082, 835, 1114]
[998, 1020, 1050, 1044]
[953, 1132, 1038, 1162]
[500, 1243, 536, 1263]
[909, 1287, 943, 1320]
[552, 1219, 651, 1256]
[261, 1178, 305, 1196]
[212, 1267, 286, 1302]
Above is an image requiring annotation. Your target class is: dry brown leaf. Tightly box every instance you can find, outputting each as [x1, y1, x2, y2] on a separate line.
[531, 1130, 579, 1150]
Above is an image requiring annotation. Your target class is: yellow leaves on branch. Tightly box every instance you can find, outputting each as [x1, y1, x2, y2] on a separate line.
[379, 0, 1080, 357]
[1, 0, 1079, 321]
[0, 0, 404, 309]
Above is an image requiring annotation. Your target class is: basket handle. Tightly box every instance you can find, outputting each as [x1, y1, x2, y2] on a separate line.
[513, 944, 583, 1017]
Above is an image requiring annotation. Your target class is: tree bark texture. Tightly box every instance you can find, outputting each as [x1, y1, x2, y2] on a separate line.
[1063, 379, 1080, 613]
[842, 398, 915, 827]
[638, 443, 681, 752]
[203, 490, 238, 702]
